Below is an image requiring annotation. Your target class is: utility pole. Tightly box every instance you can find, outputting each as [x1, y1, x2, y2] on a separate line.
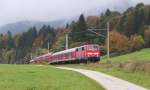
[36, 48, 38, 57]
[48, 41, 50, 53]
[107, 22, 110, 63]
[30, 53, 33, 60]
[65, 34, 68, 50]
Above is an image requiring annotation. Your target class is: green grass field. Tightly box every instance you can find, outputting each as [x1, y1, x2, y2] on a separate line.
[101, 48, 150, 63]
[0, 64, 104, 90]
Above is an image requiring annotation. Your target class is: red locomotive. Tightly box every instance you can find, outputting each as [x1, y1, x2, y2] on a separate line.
[31, 44, 100, 64]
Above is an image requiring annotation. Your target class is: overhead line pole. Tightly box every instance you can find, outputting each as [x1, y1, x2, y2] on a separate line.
[107, 22, 110, 63]
[48, 41, 50, 53]
[65, 34, 68, 50]
[30, 53, 33, 60]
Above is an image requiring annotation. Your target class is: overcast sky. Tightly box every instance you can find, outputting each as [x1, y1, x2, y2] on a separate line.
[0, 0, 150, 26]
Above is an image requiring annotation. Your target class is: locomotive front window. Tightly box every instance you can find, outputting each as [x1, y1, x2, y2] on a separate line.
[93, 46, 98, 50]
[88, 45, 98, 50]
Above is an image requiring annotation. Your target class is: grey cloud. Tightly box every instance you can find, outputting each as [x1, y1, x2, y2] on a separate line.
[0, 0, 150, 26]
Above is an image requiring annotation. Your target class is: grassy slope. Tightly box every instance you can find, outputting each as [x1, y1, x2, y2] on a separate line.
[0, 64, 104, 90]
[62, 48, 150, 89]
[101, 48, 150, 63]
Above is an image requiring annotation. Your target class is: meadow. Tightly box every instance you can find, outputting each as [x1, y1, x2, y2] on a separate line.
[0, 64, 104, 90]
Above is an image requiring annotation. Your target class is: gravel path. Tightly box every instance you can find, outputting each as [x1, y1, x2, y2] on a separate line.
[56, 67, 147, 90]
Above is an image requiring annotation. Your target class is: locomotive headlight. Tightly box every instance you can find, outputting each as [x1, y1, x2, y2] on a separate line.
[87, 52, 99, 57]
[87, 52, 99, 55]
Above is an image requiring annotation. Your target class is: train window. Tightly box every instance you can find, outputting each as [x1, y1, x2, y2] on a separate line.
[82, 47, 84, 50]
[76, 48, 78, 51]
[79, 48, 82, 51]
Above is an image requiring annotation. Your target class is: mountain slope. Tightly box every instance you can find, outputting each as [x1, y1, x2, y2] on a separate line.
[0, 19, 69, 35]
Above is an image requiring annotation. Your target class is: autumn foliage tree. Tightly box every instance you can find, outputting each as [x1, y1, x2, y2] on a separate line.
[144, 27, 150, 47]
[129, 35, 145, 51]
[87, 16, 99, 28]
[108, 31, 129, 52]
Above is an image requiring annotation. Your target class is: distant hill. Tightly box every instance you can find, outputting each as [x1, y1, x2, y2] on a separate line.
[0, 19, 71, 35]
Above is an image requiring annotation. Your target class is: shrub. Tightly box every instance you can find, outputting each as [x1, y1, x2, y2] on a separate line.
[129, 35, 145, 51]
[144, 28, 150, 47]
[108, 31, 129, 52]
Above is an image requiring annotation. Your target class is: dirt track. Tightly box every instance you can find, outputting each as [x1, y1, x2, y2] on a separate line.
[56, 67, 147, 90]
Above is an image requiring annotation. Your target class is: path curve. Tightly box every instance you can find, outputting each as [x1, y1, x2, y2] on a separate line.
[56, 67, 147, 90]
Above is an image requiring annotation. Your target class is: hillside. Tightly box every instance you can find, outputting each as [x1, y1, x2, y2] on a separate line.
[102, 48, 150, 62]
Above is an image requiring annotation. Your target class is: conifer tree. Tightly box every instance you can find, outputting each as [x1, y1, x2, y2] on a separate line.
[7, 30, 14, 49]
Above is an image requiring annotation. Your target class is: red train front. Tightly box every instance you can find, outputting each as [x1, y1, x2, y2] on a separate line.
[75, 44, 100, 63]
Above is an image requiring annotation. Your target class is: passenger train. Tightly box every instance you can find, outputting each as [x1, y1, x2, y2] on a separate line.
[30, 44, 100, 64]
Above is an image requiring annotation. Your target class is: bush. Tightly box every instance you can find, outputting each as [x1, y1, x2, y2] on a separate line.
[100, 46, 107, 55]
[108, 31, 129, 52]
[129, 35, 145, 51]
[144, 28, 150, 47]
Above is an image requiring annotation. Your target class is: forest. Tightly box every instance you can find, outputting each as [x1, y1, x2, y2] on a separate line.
[0, 3, 150, 64]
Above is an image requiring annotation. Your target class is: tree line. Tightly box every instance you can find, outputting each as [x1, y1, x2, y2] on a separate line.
[0, 26, 56, 64]
[67, 3, 150, 54]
